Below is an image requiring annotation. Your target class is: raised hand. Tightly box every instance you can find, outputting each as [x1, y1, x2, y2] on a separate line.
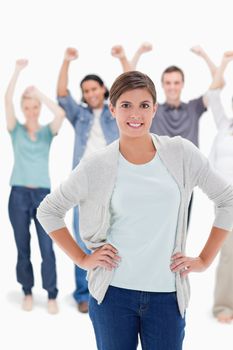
[15, 59, 28, 71]
[137, 42, 153, 54]
[190, 45, 206, 57]
[64, 47, 79, 61]
[111, 45, 126, 59]
[222, 51, 233, 64]
[79, 244, 121, 271]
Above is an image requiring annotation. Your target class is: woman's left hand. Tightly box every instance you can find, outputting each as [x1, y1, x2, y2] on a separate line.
[170, 253, 207, 277]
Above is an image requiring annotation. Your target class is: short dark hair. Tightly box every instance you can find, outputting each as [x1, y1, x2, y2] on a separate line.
[109, 71, 157, 107]
[161, 66, 184, 82]
[80, 74, 109, 102]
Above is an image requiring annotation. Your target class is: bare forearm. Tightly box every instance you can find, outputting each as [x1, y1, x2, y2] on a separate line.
[5, 69, 20, 101]
[130, 51, 142, 71]
[209, 61, 228, 90]
[199, 226, 229, 267]
[201, 52, 217, 78]
[57, 60, 70, 97]
[36, 89, 65, 116]
[119, 57, 132, 72]
[49, 227, 86, 265]
[5, 69, 20, 130]
[171, 226, 229, 277]
[49, 227, 120, 271]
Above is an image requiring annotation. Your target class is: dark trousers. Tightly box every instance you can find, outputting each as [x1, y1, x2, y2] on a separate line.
[8, 186, 58, 299]
[89, 286, 185, 350]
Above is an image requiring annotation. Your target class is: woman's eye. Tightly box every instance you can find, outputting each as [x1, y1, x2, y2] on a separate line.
[141, 103, 150, 109]
[121, 103, 130, 108]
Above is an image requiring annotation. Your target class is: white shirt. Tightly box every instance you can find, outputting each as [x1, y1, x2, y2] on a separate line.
[207, 89, 233, 184]
[82, 108, 106, 159]
[108, 152, 180, 292]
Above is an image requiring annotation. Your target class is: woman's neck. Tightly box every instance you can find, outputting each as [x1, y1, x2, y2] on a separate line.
[119, 134, 156, 165]
[25, 120, 40, 132]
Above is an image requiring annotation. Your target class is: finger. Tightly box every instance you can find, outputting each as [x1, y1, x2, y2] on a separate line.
[100, 251, 121, 262]
[102, 244, 118, 254]
[98, 256, 119, 267]
[171, 261, 191, 272]
[171, 253, 185, 260]
[170, 257, 189, 268]
[98, 259, 118, 270]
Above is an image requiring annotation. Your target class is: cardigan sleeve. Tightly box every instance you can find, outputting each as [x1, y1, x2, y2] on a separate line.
[37, 162, 88, 233]
[182, 138, 233, 231]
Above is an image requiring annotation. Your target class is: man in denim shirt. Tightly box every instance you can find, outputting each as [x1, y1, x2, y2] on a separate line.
[57, 47, 119, 313]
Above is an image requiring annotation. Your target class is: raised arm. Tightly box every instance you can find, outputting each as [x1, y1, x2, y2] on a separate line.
[130, 42, 153, 70]
[111, 45, 132, 72]
[24, 86, 65, 134]
[57, 47, 78, 97]
[5, 59, 28, 131]
[111, 42, 153, 72]
[190, 45, 223, 108]
[190, 45, 218, 80]
[209, 51, 233, 90]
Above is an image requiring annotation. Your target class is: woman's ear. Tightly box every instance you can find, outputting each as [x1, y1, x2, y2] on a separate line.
[152, 103, 158, 119]
[109, 103, 116, 118]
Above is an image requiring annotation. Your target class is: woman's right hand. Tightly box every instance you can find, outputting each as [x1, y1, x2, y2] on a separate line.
[64, 47, 78, 61]
[15, 59, 28, 71]
[222, 51, 233, 65]
[79, 244, 121, 271]
[111, 45, 126, 59]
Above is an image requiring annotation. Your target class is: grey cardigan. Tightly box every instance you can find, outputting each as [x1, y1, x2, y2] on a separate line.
[37, 134, 233, 317]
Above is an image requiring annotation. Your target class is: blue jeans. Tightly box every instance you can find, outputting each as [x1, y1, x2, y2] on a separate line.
[89, 286, 185, 350]
[73, 206, 90, 303]
[8, 186, 58, 299]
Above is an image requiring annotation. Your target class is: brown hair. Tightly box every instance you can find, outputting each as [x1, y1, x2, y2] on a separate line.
[161, 66, 184, 82]
[109, 71, 157, 107]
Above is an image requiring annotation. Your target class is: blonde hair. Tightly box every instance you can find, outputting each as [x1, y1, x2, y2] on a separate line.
[21, 88, 41, 107]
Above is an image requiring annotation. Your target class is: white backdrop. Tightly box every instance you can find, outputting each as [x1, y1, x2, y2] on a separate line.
[1, 1, 233, 349]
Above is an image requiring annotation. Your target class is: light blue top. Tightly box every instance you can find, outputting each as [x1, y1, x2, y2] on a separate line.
[108, 152, 180, 292]
[9, 121, 54, 188]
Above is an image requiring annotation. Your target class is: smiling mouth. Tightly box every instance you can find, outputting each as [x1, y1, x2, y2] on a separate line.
[127, 122, 143, 128]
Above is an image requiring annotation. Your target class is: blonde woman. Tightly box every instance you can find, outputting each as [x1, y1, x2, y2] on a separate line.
[5, 59, 65, 313]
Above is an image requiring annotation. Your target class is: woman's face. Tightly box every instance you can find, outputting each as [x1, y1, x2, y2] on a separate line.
[109, 88, 157, 139]
[81, 80, 106, 109]
[21, 98, 41, 122]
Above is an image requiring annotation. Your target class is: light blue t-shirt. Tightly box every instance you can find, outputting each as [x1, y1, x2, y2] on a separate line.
[9, 121, 54, 188]
[108, 152, 180, 292]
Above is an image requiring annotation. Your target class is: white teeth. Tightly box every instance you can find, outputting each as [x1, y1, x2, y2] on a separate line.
[128, 123, 141, 127]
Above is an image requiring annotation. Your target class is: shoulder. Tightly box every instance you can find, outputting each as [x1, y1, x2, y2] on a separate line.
[152, 133, 200, 160]
[152, 133, 183, 149]
[9, 120, 23, 136]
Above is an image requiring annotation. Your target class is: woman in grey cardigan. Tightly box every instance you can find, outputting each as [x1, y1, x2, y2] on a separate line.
[38, 71, 233, 350]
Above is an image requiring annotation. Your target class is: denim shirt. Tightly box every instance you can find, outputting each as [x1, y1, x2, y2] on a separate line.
[58, 92, 119, 168]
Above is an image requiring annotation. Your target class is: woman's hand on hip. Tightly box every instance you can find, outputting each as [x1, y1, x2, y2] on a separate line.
[170, 253, 207, 277]
[79, 244, 121, 271]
